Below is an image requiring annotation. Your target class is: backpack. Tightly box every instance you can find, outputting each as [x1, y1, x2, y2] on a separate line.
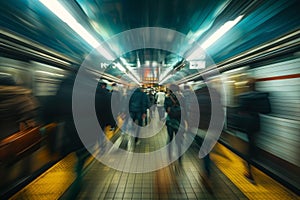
[168, 94, 181, 120]
[169, 104, 181, 120]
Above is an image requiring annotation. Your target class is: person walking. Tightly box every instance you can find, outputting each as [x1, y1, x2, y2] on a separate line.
[129, 87, 148, 146]
[237, 78, 270, 182]
[164, 84, 185, 164]
[155, 89, 166, 120]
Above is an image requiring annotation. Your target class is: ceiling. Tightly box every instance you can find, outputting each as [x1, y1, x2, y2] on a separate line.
[0, 0, 299, 84]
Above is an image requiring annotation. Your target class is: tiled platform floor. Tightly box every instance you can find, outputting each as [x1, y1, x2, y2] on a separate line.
[9, 111, 299, 200]
[10, 134, 299, 200]
[60, 139, 248, 200]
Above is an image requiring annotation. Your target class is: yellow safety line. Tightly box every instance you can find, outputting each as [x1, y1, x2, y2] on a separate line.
[10, 153, 77, 200]
[9, 118, 126, 199]
[10, 153, 94, 200]
[211, 143, 299, 200]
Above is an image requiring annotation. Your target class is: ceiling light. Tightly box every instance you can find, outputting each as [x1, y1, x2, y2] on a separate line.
[201, 15, 244, 49]
[39, 0, 114, 60]
[159, 74, 173, 85]
[32, 61, 64, 71]
[113, 62, 126, 73]
[35, 70, 64, 77]
[186, 15, 243, 61]
[159, 67, 173, 82]
[127, 74, 140, 85]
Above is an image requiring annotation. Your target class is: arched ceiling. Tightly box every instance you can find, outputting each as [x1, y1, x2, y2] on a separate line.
[0, 0, 299, 84]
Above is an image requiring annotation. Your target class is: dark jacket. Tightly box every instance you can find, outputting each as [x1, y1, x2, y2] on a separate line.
[95, 84, 115, 129]
[148, 93, 155, 107]
[196, 87, 211, 130]
[165, 93, 183, 120]
[55, 74, 84, 152]
[129, 88, 148, 114]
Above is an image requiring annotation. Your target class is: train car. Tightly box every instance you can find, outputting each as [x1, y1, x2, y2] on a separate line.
[189, 42, 300, 193]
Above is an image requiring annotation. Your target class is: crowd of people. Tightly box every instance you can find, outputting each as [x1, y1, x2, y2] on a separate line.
[1, 71, 265, 197]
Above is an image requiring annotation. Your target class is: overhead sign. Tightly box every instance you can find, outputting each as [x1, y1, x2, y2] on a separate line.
[189, 60, 205, 69]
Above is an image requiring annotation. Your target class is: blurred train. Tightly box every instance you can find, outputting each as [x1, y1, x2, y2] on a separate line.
[187, 41, 300, 193]
[0, 34, 300, 197]
[0, 57, 67, 196]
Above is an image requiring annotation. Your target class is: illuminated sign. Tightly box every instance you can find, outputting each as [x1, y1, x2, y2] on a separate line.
[189, 60, 205, 69]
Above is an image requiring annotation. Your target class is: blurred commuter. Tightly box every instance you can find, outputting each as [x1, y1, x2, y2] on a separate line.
[237, 78, 271, 182]
[0, 73, 39, 140]
[119, 88, 130, 131]
[109, 83, 122, 130]
[117, 88, 131, 149]
[182, 85, 197, 131]
[155, 89, 166, 120]
[128, 87, 148, 145]
[95, 81, 114, 131]
[147, 89, 155, 119]
[144, 89, 151, 125]
[55, 74, 92, 189]
[196, 84, 223, 193]
[196, 86, 213, 189]
[164, 84, 185, 164]
[95, 80, 117, 155]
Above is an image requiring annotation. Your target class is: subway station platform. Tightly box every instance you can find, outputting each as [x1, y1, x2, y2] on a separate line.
[8, 114, 299, 200]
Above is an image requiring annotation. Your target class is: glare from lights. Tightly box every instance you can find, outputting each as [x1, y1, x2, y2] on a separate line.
[201, 15, 244, 49]
[186, 15, 243, 61]
[0, 72, 11, 76]
[159, 74, 172, 85]
[159, 67, 173, 82]
[114, 62, 126, 73]
[224, 66, 248, 74]
[35, 70, 64, 77]
[114, 59, 141, 83]
[102, 79, 112, 85]
[39, 0, 114, 60]
[120, 57, 134, 67]
[152, 61, 158, 67]
[127, 73, 140, 85]
[186, 48, 206, 61]
[32, 61, 64, 71]
[136, 52, 141, 68]
[96, 47, 115, 61]
[137, 59, 141, 68]
[131, 71, 141, 82]
[119, 57, 127, 64]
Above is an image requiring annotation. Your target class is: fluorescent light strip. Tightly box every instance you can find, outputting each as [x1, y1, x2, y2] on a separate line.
[159, 73, 174, 84]
[130, 71, 141, 82]
[36, 70, 64, 77]
[115, 62, 126, 73]
[39, 0, 114, 60]
[0, 72, 11, 76]
[32, 61, 64, 71]
[159, 67, 173, 82]
[127, 73, 140, 85]
[159, 74, 172, 85]
[201, 15, 243, 49]
[186, 15, 243, 61]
